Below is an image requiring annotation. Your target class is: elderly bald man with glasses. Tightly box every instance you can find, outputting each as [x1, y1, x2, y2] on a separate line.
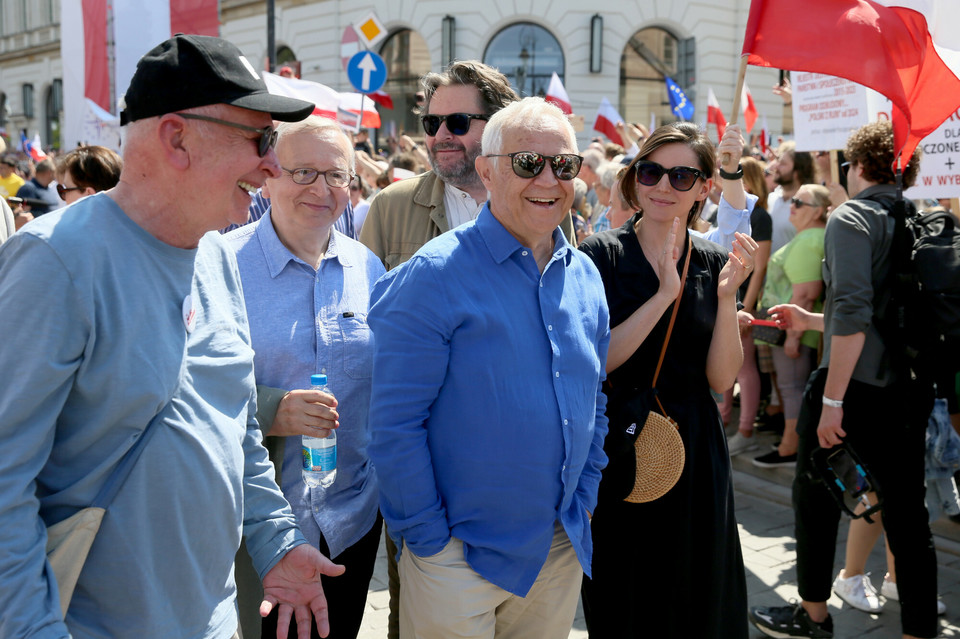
[227, 115, 386, 639]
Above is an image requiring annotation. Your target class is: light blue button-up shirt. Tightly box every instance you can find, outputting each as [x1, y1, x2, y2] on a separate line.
[368, 205, 610, 597]
[227, 213, 385, 558]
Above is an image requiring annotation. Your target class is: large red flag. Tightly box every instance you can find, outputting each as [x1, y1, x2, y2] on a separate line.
[742, 0, 960, 164]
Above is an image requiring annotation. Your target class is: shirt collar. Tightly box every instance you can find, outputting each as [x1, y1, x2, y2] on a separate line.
[255, 208, 351, 278]
[476, 204, 573, 266]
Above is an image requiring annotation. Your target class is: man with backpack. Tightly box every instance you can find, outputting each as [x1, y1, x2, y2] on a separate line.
[750, 121, 938, 639]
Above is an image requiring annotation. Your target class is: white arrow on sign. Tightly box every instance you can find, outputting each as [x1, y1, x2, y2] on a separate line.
[358, 53, 378, 92]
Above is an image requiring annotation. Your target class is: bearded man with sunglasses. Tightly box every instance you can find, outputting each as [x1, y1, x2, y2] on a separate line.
[367, 97, 609, 639]
[360, 60, 575, 271]
[0, 35, 346, 639]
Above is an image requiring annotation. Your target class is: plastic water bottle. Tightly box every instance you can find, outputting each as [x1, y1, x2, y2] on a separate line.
[301, 374, 336, 488]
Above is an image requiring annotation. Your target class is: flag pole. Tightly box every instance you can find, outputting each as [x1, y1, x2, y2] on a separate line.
[722, 54, 750, 165]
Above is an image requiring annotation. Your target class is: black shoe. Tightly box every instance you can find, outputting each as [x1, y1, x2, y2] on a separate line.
[755, 411, 785, 435]
[749, 603, 834, 638]
[753, 450, 798, 468]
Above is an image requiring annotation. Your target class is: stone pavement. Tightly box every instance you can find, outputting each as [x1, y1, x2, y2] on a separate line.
[356, 466, 960, 638]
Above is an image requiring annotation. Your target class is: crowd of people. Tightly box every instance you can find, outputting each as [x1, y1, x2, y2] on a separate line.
[1, 32, 958, 639]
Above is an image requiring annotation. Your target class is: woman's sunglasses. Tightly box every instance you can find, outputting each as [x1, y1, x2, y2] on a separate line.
[790, 197, 818, 208]
[486, 152, 583, 181]
[421, 113, 489, 136]
[634, 161, 707, 192]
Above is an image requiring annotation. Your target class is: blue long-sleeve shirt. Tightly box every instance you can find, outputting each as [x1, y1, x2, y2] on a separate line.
[0, 195, 305, 638]
[367, 205, 610, 597]
[226, 213, 385, 559]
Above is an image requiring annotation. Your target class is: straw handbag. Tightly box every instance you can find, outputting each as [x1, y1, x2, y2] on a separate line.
[624, 237, 691, 503]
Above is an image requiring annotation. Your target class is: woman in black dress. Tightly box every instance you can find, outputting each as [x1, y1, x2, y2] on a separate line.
[579, 122, 757, 638]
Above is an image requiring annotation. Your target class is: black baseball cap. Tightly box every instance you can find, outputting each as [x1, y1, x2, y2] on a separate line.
[120, 34, 314, 125]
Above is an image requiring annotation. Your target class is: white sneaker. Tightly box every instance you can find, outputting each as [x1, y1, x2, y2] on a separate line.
[833, 570, 881, 613]
[727, 432, 759, 456]
[880, 576, 946, 615]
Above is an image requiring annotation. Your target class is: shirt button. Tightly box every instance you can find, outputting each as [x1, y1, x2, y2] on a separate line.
[562, 465, 566, 471]
[539, 282, 544, 287]
[522, 250, 528, 256]
[564, 419, 569, 425]
[555, 371, 560, 378]
[548, 325, 553, 331]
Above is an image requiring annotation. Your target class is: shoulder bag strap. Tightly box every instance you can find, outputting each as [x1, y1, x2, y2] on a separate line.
[651, 235, 692, 415]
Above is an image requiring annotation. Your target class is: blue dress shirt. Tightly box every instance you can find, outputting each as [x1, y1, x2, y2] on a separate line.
[368, 205, 610, 597]
[226, 213, 385, 558]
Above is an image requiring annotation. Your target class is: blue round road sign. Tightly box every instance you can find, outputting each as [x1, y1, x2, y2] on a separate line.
[347, 51, 387, 94]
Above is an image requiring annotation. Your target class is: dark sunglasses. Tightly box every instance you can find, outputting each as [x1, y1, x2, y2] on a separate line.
[790, 197, 818, 208]
[486, 152, 583, 181]
[634, 161, 707, 192]
[421, 113, 489, 136]
[178, 113, 278, 157]
[57, 184, 82, 198]
[841, 161, 852, 173]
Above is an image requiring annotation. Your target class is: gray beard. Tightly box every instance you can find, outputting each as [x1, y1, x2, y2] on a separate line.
[429, 143, 483, 191]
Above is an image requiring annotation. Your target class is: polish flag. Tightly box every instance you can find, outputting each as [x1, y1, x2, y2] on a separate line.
[593, 97, 624, 146]
[759, 113, 770, 156]
[742, 0, 960, 164]
[741, 82, 759, 133]
[707, 88, 727, 140]
[545, 72, 573, 115]
[368, 90, 394, 110]
[61, 0, 219, 149]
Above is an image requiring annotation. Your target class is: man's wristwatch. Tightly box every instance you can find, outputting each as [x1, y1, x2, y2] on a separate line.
[718, 165, 744, 180]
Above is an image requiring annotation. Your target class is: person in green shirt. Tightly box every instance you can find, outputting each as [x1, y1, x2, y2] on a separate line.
[753, 183, 830, 467]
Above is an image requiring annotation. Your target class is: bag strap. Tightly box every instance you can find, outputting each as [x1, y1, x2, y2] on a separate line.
[91, 409, 166, 509]
[651, 235, 692, 414]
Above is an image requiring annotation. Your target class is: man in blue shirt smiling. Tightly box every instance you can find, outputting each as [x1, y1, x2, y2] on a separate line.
[368, 97, 610, 638]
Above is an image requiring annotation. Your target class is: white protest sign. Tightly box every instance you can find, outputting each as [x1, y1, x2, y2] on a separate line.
[791, 72, 869, 152]
[865, 93, 960, 200]
[792, 72, 960, 199]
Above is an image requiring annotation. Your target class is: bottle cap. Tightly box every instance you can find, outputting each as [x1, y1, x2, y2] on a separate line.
[310, 374, 327, 386]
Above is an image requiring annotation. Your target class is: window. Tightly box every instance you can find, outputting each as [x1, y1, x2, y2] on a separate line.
[45, 80, 62, 150]
[483, 23, 564, 99]
[619, 27, 696, 130]
[22, 83, 34, 120]
[378, 29, 431, 143]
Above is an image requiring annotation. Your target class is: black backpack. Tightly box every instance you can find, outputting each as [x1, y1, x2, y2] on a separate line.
[864, 191, 960, 381]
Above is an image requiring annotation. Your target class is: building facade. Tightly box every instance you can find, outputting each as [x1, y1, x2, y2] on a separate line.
[0, 0, 787, 151]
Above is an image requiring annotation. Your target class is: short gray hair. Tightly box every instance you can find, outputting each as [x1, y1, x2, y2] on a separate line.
[595, 161, 620, 191]
[275, 115, 356, 172]
[481, 97, 577, 158]
[582, 149, 604, 172]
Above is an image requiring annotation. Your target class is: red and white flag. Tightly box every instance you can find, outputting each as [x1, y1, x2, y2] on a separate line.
[759, 113, 770, 156]
[593, 97, 624, 146]
[545, 72, 572, 115]
[742, 0, 960, 164]
[707, 88, 727, 140]
[61, 0, 219, 149]
[741, 82, 758, 133]
[368, 90, 394, 110]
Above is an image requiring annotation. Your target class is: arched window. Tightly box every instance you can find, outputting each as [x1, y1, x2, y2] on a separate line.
[620, 27, 696, 130]
[378, 29, 431, 145]
[45, 80, 62, 150]
[483, 23, 564, 99]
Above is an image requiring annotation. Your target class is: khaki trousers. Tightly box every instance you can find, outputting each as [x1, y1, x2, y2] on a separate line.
[399, 522, 581, 639]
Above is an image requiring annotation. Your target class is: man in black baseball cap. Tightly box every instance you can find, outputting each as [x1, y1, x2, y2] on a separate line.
[0, 34, 340, 639]
[121, 33, 314, 124]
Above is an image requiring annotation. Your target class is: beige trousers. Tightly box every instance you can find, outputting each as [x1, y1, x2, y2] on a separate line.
[398, 522, 581, 639]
